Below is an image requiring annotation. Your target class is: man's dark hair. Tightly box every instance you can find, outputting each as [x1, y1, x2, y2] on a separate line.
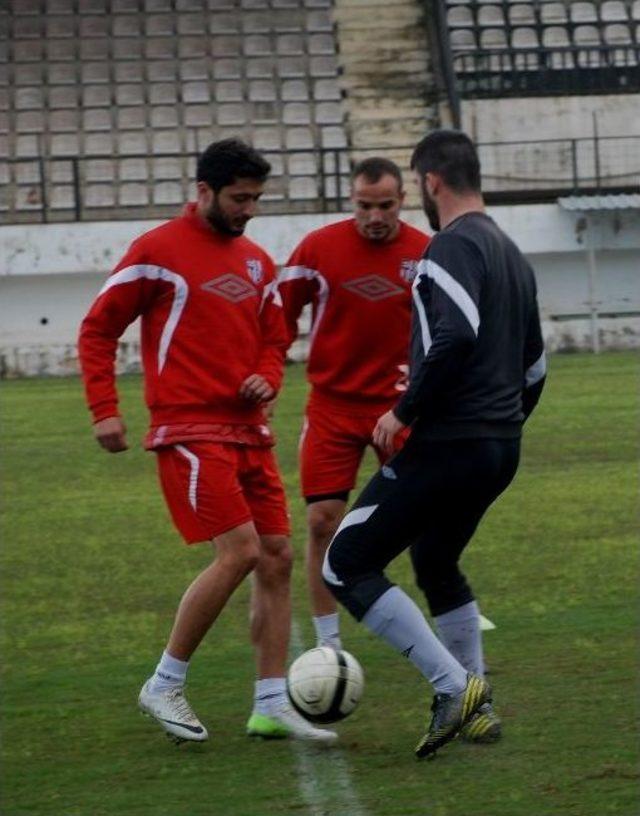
[410, 130, 481, 193]
[196, 138, 271, 192]
[351, 156, 403, 189]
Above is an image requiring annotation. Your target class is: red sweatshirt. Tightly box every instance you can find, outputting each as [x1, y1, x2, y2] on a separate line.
[78, 204, 287, 441]
[279, 218, 429, 410]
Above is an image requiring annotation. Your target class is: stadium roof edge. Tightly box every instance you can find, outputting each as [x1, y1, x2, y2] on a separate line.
[557, 194, 640, 212]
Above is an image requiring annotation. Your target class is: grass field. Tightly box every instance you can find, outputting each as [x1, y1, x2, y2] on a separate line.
[1, 351, 638, 816]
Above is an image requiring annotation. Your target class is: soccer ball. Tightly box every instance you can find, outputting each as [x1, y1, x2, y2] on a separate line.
[287, 647, 364, 724]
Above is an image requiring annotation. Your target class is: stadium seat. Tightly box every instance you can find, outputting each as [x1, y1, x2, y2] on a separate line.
[573, 24, 602, 45]
[480, 28, 509, 49]
[85, 159, 115, 182]
[541, 2, 568, 23]
[604, 23, 632, 44]
[249, 80, 279, 102]
[288, 152, 317, 175]
[86, 183, 115, 208]
[478, 5, 505, 26]
[570, 2, 598, 23]
[508, 4, 536, 25]
[290, 176, 317, 199]
[543, 26, 571, 47]
[119, 158, 148, 181]
[85, 132, 114, 155]
[151, 107, 179, 128]
[320, 125, 347, 148]
[511, 27, 540, 48]
[153, 181, 184, 204]
[118, 183, 148, 207]
[448, 6, 474, 27]
[450, 29, 478, 50]
[313, 78, 341, 100]
[601, 1, 629, 22]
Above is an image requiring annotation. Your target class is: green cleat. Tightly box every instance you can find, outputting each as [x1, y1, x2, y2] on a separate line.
[246, 702, 338, 743]
[460, 702, 502, 743]
[246, 712, 290, 740]
[415, 674, 491, 759]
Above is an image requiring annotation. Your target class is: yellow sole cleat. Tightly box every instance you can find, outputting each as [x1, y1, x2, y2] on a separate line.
[415, 674, 491, 759]
[460, 703, 502, 743]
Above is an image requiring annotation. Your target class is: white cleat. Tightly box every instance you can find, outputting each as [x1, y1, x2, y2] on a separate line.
[138, 680, 208, 743]
[247, 701, 338, 743]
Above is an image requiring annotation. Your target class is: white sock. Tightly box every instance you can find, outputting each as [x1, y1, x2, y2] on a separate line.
[362, 586, 467, 696]
[149, 650, 189, 693]
[435, 601, 484, 678]
[254, 677, 287, 715]
[313, 612, 342, 649]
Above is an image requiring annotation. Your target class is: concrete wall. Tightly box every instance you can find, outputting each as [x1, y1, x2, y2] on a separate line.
[1, 203, 639, 375]
[460, 96, 640, 194]
[461, 95, 640, 143]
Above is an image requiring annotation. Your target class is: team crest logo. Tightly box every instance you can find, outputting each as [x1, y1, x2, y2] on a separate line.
[399, 259, 418, 283]
[246, 259, 263, 284]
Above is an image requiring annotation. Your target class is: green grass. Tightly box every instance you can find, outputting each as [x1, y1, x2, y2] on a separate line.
[1, 351, 638, 816]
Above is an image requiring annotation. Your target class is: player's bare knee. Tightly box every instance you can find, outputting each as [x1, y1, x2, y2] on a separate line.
[259, 535, 293, 582]
[308, 505, 341, 547]
[217, 529, 261, 575]
[235, 543, 261, 576]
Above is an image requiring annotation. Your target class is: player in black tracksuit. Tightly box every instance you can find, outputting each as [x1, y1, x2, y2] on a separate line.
[323, 130, 546, 758]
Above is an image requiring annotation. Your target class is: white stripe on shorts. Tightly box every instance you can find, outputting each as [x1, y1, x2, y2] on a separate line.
[174, 444, 200, 511]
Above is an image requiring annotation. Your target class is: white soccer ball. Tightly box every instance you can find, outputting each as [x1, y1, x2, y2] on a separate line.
[287, 647, 364, 724]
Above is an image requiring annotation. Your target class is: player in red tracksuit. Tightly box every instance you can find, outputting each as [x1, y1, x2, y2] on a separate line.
[277, 157, 430, 651]
[78, 140, 336, 746]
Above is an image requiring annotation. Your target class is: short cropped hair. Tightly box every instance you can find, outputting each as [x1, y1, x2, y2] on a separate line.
[410, 130, 481, 193]
[351, 157, 403, 189]
[196, 138, 271, 192]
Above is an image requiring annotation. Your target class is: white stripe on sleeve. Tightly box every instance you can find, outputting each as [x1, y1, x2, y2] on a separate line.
[99, 264, 188, 373]
[412, 276, 432, 357]
[420, 258, 480, 336]
[525, 350, 547, 387]
[278, 264, 329, 351]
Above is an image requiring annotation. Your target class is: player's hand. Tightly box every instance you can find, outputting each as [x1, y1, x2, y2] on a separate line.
[373, 410, 406, 457]
[93, 416, 128, 453]
[239, 374, 275, 403]
[263, 398, 277, 421]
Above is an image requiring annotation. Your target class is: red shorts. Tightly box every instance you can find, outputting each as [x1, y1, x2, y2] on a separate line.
[156, 442, 290, 544]
[299, 395, 408, 499]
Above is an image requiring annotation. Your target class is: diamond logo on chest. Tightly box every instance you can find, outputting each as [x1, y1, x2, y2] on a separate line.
[342, 275, 404, 301]
[201, 274, 257, 303]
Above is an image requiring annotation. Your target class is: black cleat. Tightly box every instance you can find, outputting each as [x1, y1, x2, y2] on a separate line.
[460, 702, 502, 743]
[415, 674, 491, 759]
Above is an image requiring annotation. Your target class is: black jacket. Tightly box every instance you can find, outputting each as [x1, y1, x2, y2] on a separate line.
[394, 211, 546, 439]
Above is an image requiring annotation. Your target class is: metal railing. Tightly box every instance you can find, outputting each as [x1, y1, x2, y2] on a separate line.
[453, 45, 640, 98]
[1, 135, 639, 224]
[1, 146, 351, 225]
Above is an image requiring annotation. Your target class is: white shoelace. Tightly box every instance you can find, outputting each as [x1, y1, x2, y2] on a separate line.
[165, 688, 199, 724]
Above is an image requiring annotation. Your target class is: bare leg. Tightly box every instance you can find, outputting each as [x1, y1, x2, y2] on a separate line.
[306, 499, 346, 617]
[166, 521, 261, 661]
[250, 534, 293, 678]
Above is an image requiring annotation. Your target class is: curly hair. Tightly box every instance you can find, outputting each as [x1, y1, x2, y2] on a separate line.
[196, 139, 271, 191]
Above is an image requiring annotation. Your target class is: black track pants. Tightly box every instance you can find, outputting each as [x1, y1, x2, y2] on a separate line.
[323, 435, 520, 620]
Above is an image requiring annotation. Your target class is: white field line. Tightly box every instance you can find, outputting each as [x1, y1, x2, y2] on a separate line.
[289, 620, 369, 816]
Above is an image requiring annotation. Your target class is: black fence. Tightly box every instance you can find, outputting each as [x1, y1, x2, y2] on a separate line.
[2, 135, 639, 224]
[454, 45, 640, 98]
